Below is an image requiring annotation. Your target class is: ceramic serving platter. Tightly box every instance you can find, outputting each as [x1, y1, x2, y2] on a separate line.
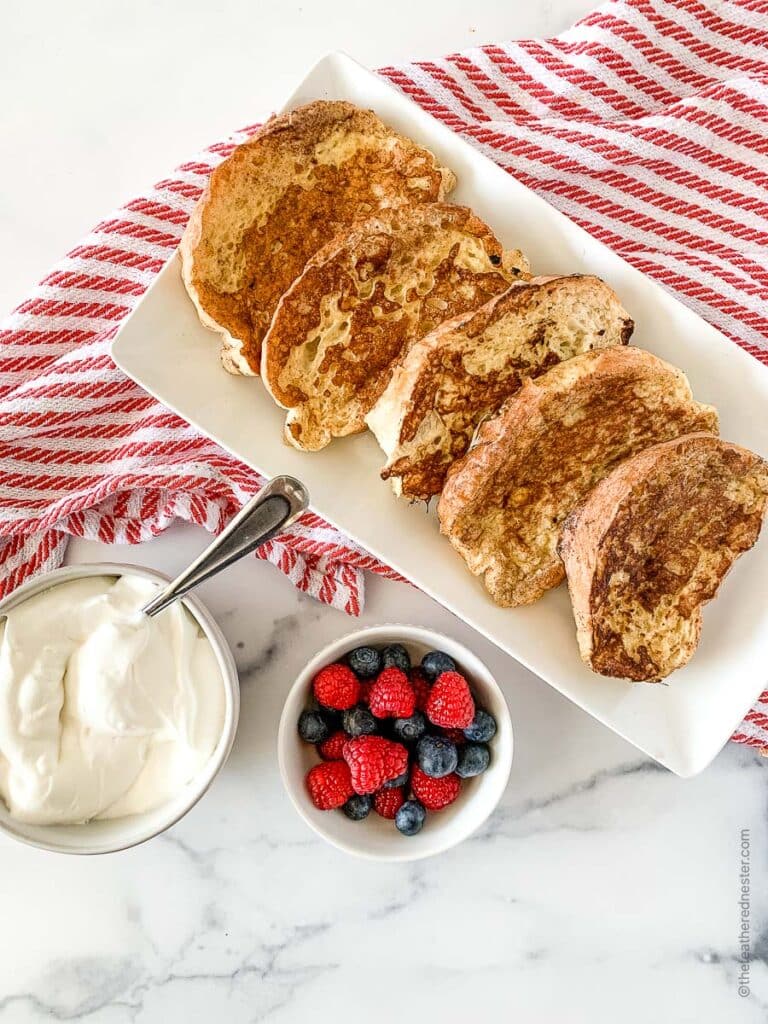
[112, 52, 768, 776]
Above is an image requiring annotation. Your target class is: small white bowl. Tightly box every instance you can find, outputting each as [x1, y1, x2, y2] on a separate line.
[278, 624, 513, 861]
[0, 563, 240, 855]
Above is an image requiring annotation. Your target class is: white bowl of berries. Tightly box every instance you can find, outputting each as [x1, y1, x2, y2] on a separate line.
[277, 625, 513, 860]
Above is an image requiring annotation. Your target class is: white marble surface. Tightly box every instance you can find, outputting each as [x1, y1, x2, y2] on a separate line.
[0, 525, 763, 1022]
[1, 1, 767, 1021]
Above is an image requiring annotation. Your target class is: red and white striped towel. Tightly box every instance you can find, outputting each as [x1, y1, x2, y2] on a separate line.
[1, 0, 766, 749]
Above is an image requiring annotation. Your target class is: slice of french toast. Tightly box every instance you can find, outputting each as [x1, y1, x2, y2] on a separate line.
[367, 275, 634, 501]
[559, 434, 768, 681]
[437, 346, 718, 607]
[180, 100, 456, 376]
[261, 203, 530, 451]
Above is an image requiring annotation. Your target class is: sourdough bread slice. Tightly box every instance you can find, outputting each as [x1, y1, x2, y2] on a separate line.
[437, 346, 718, 607]
[366, 275, 634, 501]
[558, 434, 768, 681]
[180, 100, 456, 375]
[261, 203, 530, 451]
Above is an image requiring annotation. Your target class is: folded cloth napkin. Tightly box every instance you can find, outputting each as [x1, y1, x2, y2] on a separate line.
[1, 0, 766, 747]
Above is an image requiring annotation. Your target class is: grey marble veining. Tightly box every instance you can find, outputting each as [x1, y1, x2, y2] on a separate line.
[0, 523, 765, 1022]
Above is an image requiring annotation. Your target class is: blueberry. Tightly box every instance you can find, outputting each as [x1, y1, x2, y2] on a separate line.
[456, 742, 490, 778]
[384, 770, 409, 790]
[416, 735, 458, 778]
[395, 799, 426, 836]
[392, 711, 427, 744]
[342, 705, 377, 737]
[382, 643, 411, 673]
[297, 709, 329, 744]
[463, 708, 497, 743]
[343, 794, 372, 821]
[347, 646, 382, 679]
[421, 650, 456, 681]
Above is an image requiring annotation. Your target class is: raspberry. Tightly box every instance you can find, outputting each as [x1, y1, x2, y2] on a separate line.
[313, 663, 360, 710]
[373, 787, 405, 819]
[411, 766, 461, 810]
[318, 730, 348, 761]
[358, 680, 373, 705]
[342, 735, 409, 794]
[426, 671, 475, 728]
[410, 668, 431, 712]
[305, 760, 353, 810]
[369, 668, 415, 718]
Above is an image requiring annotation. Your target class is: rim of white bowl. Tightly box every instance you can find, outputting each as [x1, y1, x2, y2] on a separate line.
[0, 562, 240, 855]
[277, 623, 514, 861]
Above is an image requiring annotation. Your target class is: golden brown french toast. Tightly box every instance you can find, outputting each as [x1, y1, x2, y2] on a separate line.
[261, 203, 530, 451]
[367, 275, 633, 501]
[559, 434, 768, 681]
[437, 346, 718, 607]
[180, 100, 456, 375]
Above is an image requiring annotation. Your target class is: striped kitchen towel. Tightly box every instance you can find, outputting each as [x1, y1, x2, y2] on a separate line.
[0, 0, 766, 747]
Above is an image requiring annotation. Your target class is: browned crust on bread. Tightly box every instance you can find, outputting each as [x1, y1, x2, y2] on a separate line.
[180, 100, 456, 375]
[437, 346, 719, 607]
[367, 274, 634, 500]
[559, 434, 768, 681]
[260, 202, 530, 451]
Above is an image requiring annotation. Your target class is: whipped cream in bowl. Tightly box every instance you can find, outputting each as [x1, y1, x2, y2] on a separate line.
[0, 563, 239, 854]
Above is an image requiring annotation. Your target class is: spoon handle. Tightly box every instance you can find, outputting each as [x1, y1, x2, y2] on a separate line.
[142, 476, 310, 617]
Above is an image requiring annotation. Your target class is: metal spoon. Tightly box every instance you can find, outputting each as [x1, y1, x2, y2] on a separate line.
[141, 476, 310, 618]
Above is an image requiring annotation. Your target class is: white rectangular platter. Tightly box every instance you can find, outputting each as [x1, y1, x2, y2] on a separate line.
[112, 52, 768, 776]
